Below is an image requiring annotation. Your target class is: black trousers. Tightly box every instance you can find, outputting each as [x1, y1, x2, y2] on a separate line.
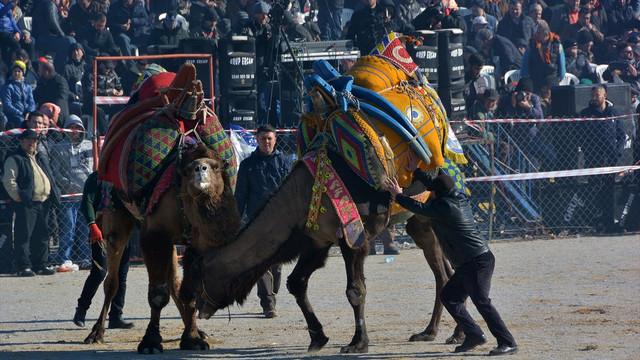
[257, 264, 281, 311]
[13, 201, 51, 271]
[77, 240, 131, 319]
[440, 251, 517, 347]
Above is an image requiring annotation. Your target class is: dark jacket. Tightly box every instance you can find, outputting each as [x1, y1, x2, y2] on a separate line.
[235, 149, 292, 219]
[412, 5, 466, 32]
[489, 34, 522, 75]
[148, 23, 189, 47]
[520, 37, 565, 92]
[76, 25, 120, 59]
[63, 57, 86, 102]
[81, 68, 123, 111]
[31, 0, 65, 38]
[579, 100, 626, 167]
[395, 169, 489, 269]
[33, 73, 69, 121]
[107, 0, 150, 39]
[8, 145, 60, 206]
[496, 13, 536, 46]
[549, 4, 576, 35]
[565, 51, 594, 81]
[607, 3, 635, 36]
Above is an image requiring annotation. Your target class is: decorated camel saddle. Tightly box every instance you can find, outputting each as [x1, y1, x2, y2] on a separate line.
[296, 32, 467, 247]
[98, 63, 237, 218]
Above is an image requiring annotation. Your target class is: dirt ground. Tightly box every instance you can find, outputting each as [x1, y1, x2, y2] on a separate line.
[1, 233, 639, 360]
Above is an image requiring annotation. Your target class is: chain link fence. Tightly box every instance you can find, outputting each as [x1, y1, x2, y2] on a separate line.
[0, 114, 638, 273]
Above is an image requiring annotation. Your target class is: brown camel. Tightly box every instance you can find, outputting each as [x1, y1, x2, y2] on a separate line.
[83, 64, 242, 354]
[192, 150, 462, 354]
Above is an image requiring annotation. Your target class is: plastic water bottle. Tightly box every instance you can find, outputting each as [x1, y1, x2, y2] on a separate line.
[304, 0, 311, 13]
[384, 256, 395, 263]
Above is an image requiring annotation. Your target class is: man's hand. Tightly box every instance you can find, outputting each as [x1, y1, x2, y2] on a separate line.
[385, 177, 403, 199]
[22, 32, 31, 43]
[405, 151, 419, 172]
[13, 32, 20, 41]
[121, 19, 131, 31]
[628, 63, 638, 77]
[89, 223, 103, 243]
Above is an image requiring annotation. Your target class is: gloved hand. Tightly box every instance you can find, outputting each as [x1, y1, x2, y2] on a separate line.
[89, 223, 103, 243]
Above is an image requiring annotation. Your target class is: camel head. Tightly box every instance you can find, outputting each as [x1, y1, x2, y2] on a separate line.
[178, 144, 229, 202]
[191, 248, 237, 319]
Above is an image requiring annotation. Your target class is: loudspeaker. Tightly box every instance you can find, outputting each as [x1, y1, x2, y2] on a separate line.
[407, 30, 439, 84]
[218, 36, 257, 94]
[279, 67, 312, 127]
[437, 28, 465, 85]
[219, 90, 258, 129]
[614, 183, 640, 231]
[438, 78, 466, 120]
[551, 83, 631, 117]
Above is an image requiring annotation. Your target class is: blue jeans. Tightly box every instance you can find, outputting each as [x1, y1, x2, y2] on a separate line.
[57, 200, 90, 264]
[318, 7, 342, 41]
[34, 35, 75, 74]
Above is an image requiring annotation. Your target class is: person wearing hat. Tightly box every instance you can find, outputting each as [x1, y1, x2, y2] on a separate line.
[190, 7, 220, 39]
[577, 29, 595, 62]
[463, 0, 497, 34]
[474, 28, 522, 78]
[564, 37, 595, 81]
[385, 153, 518, 356]
[63, 43, 87, 105]
[347, 0, 402, 55]
[148, 10, 189, 47]
[2, 120, 61, 276]
[278, 10, 314, 48]
[496, 0, 535, 47]
[189, 0, 226, 31]
[0, 60, 36, 130]
[231, 11, 253, 36]
[520, 20, 565, 93]
[81, 52, 123, 135]
[469, 88, 499, 139]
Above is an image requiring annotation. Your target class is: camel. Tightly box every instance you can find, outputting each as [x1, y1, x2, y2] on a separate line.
[83, 64, 242, 354]
[191, 150, 460, 353]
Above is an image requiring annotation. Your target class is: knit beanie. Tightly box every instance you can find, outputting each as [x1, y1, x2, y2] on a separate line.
[12, 60, 26, 74]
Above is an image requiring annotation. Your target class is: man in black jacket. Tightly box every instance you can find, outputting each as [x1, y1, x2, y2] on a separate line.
[475, 29, 522, 79]
[31, 0, 76, 74]
[34, 60, 70, 122]
[496, 0, 535, 47]
[2, 127, 61, 277]
[235, 124, 292, 318]
[385, 156, 518, 356]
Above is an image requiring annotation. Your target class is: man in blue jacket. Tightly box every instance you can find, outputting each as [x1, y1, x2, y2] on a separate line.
[385, 154, 518, 356]
[235, 124, 292, 318]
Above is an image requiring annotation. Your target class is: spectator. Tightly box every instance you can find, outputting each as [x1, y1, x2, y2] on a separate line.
[73, 170, 134, 329]
[231, 10, 252, 35]
[107, 0, 149, 58]
[562, 7, 604, 44]
[520, 20, 565, 93]
[577, 29, 595, 62]
[385, 168, 518, 357]
[469, 88, 500, 142]
[496, 0, 536, 47]
[595, 36, 619, 64]
[34, 60, 70, 122]
[148, 10, 189, 47]
[514, 37, 528, 55]
[538, 75, 555, 117]
[412, 0, 466, 32]
[564, 37, 594, 81]
[0, 60, 35, 130]
[68, 0, 103, 36]
[12, 0, 34, 60]
[607, 0, 635, 36]
[51, 115, 92, 270]
[31, 0, 76, 74]
[62, 43, 87, 108]
[2, 126, 61, 276]
[578, 84, 626, 231]
[603, 41, 640, 92]
[235, 124, 292, 318]
[81, 58, 123, 136]
[475, 29, 522, 79]
[226, 0, 255, 28]
[464, 0, 498, 34]
[464, 53, 488, 116]
[12, 49, 36, 89]
[121, 58, 148, 96]
[189, 7, 220, 40]
[248, 2, 272, 123]
[40, 103, 62, 127]
[348, 0, 399, 55]
[550, 0, 581, 35]
[528, 3, 543, 26]
[468, 16, 490, 45]
[278, 10, 314, 46]
[0, 0, 22, 69]
[582, 0, 608, 37]
[76, 12, 120, 63]
[496, 77, 556, 170]
[318, 0, 345, 40]
[189, 0, 226, 29]
[369, 225, 400, 255]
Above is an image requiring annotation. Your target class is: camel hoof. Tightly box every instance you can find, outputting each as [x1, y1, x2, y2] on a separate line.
[180, 335, 210, 350]
[197, 329, 208, 339]
[307, 335, 329, 352]
[137, 332, 164, 354]
[84, 332, 104, 344]
[446, 333, 465, 344]
[340, 343, 368, 353]
[409, 330, 437, 342]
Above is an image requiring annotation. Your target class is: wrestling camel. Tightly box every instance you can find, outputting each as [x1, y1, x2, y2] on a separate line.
[84, 64, 241, 353]
[192, 46, 467, 353]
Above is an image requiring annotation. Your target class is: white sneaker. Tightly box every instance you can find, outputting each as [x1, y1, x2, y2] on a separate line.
[57, 260, 74, 273]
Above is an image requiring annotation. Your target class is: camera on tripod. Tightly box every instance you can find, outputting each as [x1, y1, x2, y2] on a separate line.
[269, 0, 291, 26]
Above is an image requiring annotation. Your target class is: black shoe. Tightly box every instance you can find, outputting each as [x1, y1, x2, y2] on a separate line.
[108, 317, 134, 329]
[17, 268, 36, 277]
[454, 333, 487, 353]
[34, 267, 56, 275]
[73, 307, 87, 327]
[263, 307, 277, 318]
[383, 246, 400, 255]
[489, 345, 518, 356]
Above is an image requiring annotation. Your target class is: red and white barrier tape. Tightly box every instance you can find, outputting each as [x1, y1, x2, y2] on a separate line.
[94, 96, 130, 105]
[0, 128, 88, 136]
[458, 113, 636, 124]
[465, 165, 640, 182]
[0, 193, 82, 205]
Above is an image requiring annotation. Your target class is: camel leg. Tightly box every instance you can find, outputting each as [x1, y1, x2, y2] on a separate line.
[84, 208, 136, 344]
[339, 240, 369, 353]
[405, 215, 463, 343]
[177, 246, 209, 350]
[286, 242, 332, 352]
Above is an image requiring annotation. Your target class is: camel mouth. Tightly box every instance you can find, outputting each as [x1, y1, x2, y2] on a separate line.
[196, 296, 219, 319]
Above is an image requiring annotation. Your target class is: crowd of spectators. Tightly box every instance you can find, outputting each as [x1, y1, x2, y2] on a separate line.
[1, 0, 639, 274]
